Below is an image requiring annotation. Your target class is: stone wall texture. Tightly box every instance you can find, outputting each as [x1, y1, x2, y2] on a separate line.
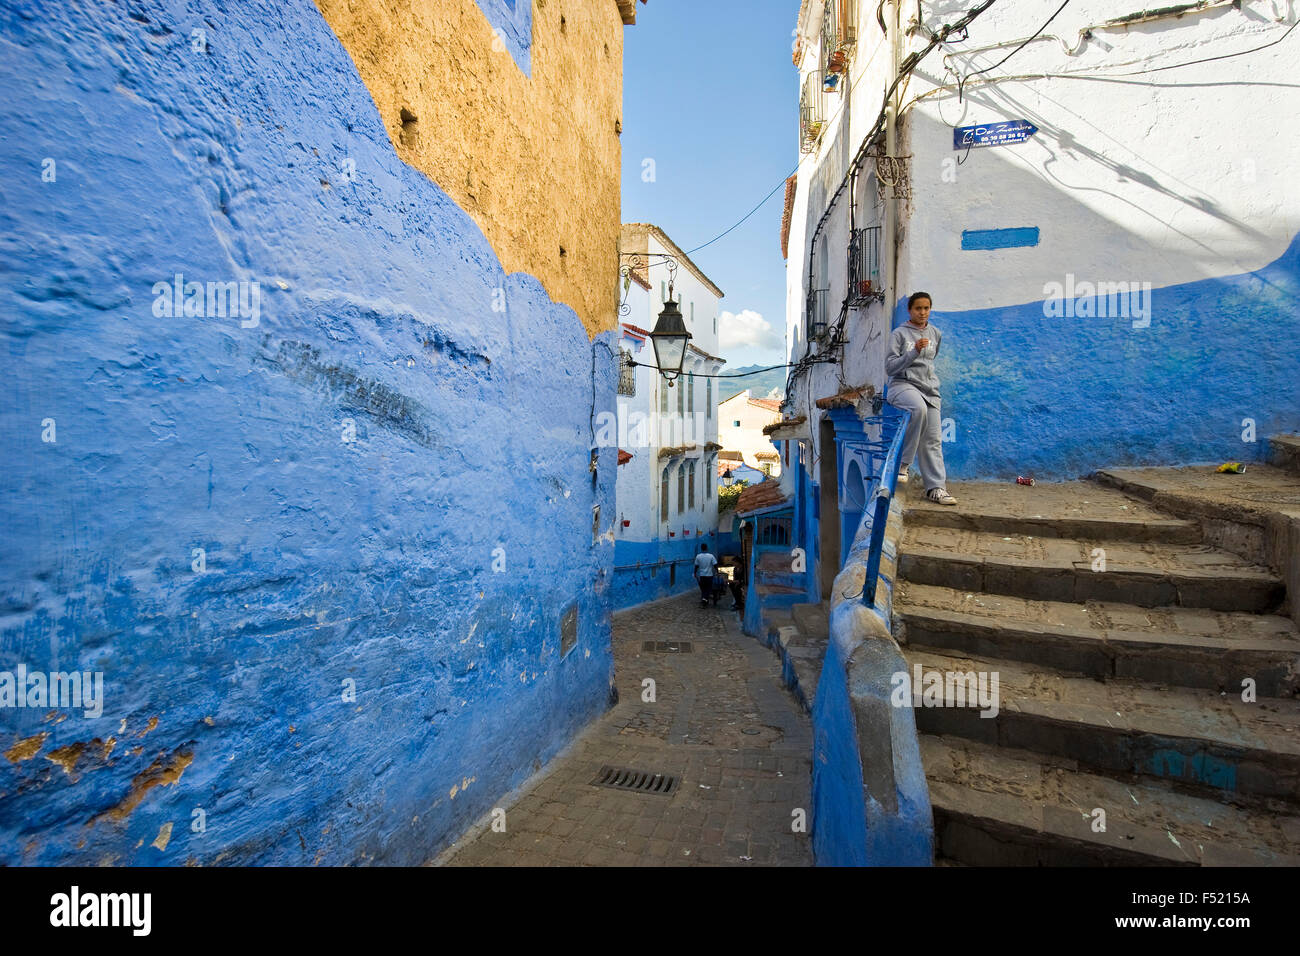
[0, 0, 623, 865]
[317, 0, 625, 337]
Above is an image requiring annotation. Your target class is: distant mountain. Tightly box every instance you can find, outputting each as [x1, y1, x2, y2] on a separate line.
[717, 365, 786, 405]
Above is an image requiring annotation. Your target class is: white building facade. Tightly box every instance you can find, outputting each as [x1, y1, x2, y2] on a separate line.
[612, 223, 727, 609]
[717, 390, 783, 477]
[783, 0, 1300, 487]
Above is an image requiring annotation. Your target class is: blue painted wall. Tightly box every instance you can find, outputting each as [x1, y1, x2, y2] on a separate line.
[612, 536, 718, 611]
[474, 0, 534, 75]
[812, 499, 932, 866]
[895, 234, 1300, 479]
[810, 638, 870, 865]
[0, 0, 614, 864]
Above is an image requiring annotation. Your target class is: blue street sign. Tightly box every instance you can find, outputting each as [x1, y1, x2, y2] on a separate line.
[953, 120, 1039, 149]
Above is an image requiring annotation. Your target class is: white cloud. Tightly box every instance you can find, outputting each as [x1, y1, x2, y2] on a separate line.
[718, 309, 782, 352]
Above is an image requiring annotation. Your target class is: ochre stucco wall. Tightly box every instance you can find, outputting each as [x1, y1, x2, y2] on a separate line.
[316, 0, 624, 337]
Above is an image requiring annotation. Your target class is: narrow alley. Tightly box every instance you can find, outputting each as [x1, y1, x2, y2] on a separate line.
[437, 594, 812, 867]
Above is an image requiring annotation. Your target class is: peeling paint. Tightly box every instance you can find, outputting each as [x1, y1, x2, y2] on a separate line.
[5, 732, 48, 763]
[152, 822, 173, 851]
[92, 749, 195, 825]
[46, 742, 84, 777]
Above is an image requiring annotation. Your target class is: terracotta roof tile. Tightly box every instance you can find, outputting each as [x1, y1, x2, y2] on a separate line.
[763, 415, 806, 436]
[748, 397, 782, 412]
[814, 385, 876, 410]
[657, 444, 699, 459]
[779, 175, 798, 260]
[736, 479, 789, 515]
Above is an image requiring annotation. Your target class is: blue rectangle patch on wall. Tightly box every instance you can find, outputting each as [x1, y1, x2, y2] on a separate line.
[961, 227, 1040, 251]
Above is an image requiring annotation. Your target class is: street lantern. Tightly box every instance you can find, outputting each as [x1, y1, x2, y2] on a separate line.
[649, 294, 691, 384]
[722, 468, 734, 486]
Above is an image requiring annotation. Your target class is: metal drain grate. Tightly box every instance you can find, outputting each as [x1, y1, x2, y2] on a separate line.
[591, 765, 679, 795]
[641, 641, 693, 653]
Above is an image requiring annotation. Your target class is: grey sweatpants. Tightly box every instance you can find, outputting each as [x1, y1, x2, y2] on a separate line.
[886, 381, 946, 492]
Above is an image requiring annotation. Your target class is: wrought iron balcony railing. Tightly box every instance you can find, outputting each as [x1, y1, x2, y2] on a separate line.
[848, 226, 884, 305]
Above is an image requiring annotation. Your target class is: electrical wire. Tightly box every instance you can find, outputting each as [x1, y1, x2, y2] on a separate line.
[684, 177, 791, 256]
[907, 12, 1298, 110]
[627, 357, 836, 378]
[684, 30, 891, 257]
[956, 0, 1071, 100]
[1099, 13, 1298, 75]
[791, 0, 1000, 407]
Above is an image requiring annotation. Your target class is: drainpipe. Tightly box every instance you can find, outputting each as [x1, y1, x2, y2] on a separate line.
[882, 0, 902, 326]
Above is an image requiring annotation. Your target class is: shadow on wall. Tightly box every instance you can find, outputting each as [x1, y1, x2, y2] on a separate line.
[896, 105, 1300, 480]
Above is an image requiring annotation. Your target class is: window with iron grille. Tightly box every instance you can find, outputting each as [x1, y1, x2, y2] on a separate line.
[618, 347, 636, 395]
[818, 0, 859, 96]
[677, 465, 685, 513]
[687, 373, 694, 414]
[705, 455, 713, 499]
[677, 375, 684, 414]
[661, 467, 669, 520]
[706, 378, 712, 417]
[688, 460, 696, 509]
[799, 72, 826, 154]
[806, 287, 829, 341]
[848, 226, 883, 304]
[821, 1, 858, 68]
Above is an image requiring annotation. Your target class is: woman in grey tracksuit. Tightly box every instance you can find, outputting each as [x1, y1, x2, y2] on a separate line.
[885, 291, 957, 505]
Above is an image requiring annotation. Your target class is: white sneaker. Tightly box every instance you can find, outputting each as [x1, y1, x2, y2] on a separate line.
[926, 488, 958, 506]
[896, 471, 909, 485]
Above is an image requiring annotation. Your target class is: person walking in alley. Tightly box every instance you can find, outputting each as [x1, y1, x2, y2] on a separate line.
[885, 292, 957, 506]
[694, 543, 718, 607]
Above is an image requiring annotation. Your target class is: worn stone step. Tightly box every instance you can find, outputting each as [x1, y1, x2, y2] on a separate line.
[899, 526, 1283, 612]
[760, 611, 824, 713]
[1092, 464, 1300, 629]
[922, 734, 1300, 866]
[791, 602, 829, 641]
[901, 648, 1300, 805]
[896, 582, 1300, 697]
[755, 551, 802, 589]
[1271, 435, 1300, 475]
[754, 581, 803, 610]
[905, 480, 1200, 543]
[761, 609, 794, 639]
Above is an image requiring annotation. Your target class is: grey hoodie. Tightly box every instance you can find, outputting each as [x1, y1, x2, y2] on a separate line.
[885, 320, 942, 401]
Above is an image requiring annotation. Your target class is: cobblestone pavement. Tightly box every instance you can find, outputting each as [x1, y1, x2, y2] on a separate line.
[437, 592, 813, 866]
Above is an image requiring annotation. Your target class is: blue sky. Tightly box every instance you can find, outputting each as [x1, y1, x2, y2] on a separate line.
[621, 0, 800, 373]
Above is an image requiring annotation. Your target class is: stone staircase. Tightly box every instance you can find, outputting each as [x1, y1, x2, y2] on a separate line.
[758, 601, 828, 714]
[895, 478, 1300, 866]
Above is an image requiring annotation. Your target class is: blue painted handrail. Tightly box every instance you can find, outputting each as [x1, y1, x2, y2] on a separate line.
[836, 404, 910, 609]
